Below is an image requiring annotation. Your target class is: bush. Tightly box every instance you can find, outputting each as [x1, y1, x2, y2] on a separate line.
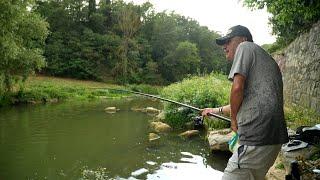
[160, 73, 231, 128]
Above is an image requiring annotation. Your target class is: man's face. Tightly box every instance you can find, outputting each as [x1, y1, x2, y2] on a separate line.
[223, 36, 246, 61]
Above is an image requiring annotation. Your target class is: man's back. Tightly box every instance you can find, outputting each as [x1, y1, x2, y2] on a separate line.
[228, 42, 289, 146]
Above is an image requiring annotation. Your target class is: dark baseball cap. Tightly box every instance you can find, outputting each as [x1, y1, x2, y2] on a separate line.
[216, 25, 253, 45]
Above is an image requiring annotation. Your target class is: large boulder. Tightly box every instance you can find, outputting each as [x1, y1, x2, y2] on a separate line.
[207, 129, 232, 152]
[150, 121, 172, 133]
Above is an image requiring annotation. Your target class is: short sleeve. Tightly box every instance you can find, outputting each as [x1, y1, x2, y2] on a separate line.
[228, 43, 254, 81]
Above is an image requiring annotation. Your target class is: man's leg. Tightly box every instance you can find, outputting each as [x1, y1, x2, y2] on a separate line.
[222, 144, 281, 180]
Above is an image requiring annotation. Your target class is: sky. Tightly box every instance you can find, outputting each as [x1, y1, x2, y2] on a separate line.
[124, 0, 276, 45]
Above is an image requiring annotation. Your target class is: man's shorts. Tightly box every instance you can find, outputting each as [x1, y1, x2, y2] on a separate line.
[222, 144, 281, 180]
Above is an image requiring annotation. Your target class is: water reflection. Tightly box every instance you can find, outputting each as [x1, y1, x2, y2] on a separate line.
[146, 152, 223, 180]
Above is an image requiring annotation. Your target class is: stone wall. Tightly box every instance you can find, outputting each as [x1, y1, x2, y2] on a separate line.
[276, 21, 320, 113]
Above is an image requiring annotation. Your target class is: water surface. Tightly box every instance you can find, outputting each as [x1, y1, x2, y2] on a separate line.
[0, 98, 228, 179]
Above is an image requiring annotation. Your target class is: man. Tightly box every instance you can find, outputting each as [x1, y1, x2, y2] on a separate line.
[202, 25, 288, 180]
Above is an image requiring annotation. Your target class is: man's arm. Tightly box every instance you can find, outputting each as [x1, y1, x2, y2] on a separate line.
[201, 105, 230, 116]
[230, 74, 246, 132]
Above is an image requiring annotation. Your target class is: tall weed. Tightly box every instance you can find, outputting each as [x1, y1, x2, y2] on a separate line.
[161, 73, 231, 128]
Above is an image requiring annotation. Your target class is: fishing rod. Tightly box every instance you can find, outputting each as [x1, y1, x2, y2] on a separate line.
[92, 87, 231, 123]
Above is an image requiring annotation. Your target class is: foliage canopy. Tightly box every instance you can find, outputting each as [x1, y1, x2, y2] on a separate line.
[243, 0, 320, 50]
[32, 0, 228, 85]
[0, 0, 48, 93]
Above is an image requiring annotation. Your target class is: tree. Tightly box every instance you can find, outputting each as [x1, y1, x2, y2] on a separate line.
[0, 1, 49, 92]
[111, 2, 142, 83]
[88, 0, 96, 18]
[162, 41, 201, 82]
[243, 0, 320, 46]
[147, 12, 180, 62]
[184, 23, 228, 74]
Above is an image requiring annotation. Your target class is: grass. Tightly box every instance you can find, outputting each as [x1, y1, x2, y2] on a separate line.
[284, 104, 320, 130]
[0, 75, 162, 106]
[275, 163, 285, 170]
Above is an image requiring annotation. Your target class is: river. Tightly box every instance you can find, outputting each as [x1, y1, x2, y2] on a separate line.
[0, 98, 228, 179]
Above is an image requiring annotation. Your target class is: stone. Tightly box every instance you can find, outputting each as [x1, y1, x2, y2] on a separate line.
[207, 129, 232, 152]
[149, 133, 160, 141]
[179, 130, 200, 138]
[104, 107, 118, 113]
[131, 107, 144, 112]
[146, 161, 157, 166]
[150, 121, 172, 133]
[145, 107, 160, 114]
[131, 107, 160, 115]
[131, 168, 149, 177]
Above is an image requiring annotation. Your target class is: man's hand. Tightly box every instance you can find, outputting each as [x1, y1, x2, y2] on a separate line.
[201, 108, 219, 116]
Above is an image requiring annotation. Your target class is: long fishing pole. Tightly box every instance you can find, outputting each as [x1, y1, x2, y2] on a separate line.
[93, 87, 231, 123]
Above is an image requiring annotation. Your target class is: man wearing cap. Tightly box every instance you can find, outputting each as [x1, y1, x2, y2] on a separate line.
[202, 25, 288, 180]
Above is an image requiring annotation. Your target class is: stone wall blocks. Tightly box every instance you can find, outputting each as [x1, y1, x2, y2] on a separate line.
[281, 20, 320, 112]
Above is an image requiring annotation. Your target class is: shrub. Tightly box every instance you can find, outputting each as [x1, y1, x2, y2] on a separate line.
[160, 73, 231, 128]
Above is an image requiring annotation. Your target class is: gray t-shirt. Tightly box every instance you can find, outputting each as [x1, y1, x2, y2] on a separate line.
[228, 41, 289, 146]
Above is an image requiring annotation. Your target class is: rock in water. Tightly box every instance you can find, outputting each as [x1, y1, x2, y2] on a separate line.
[130, 107, 144, 112]
[104, 107, 118, 113]
[145, 107, 160, 114]
[149, 133, 160, 141]
[207, 129, 232, 152]
[150, 121, 172, 133]
[131, 168, 149, 177]
[179, 130, 200, 138]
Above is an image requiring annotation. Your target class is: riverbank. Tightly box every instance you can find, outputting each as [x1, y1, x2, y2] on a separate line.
[0, 75, 161, 107]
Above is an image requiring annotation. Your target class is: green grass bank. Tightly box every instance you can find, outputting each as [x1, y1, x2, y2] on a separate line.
[0, 75, 161, 107]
